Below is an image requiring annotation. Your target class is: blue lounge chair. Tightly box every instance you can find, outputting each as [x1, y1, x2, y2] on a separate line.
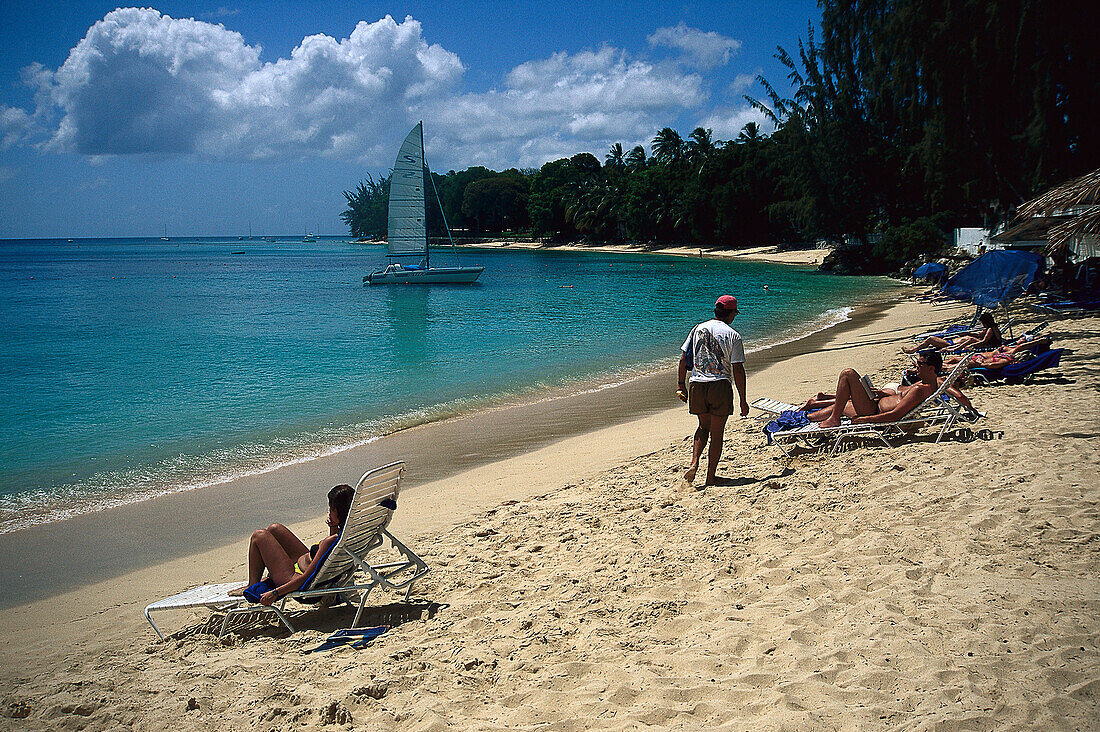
[969, 348, 1064, 385]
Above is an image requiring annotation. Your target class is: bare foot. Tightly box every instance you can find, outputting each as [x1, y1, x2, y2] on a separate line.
[228, 585, 247, 597]
[820, 417, 841, 428]
[684, 465, 697, 483]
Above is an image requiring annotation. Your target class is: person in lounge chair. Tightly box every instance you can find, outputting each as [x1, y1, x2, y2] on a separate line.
[904, 312, 1002, 353]
[810, 351, 972, 428]
[233, 484, 354, 606]
[939, 336, 1053, 370]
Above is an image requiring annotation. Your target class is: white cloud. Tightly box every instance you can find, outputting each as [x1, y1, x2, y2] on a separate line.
[9, 10, 728, 170]
[25, 9, 462, 161]
[433, 47, 706, 168]
[0, 106, 36, 149]
[698, 106, 773, 141]
[731, 72, 757, 95]
[648, 23, 741, 69]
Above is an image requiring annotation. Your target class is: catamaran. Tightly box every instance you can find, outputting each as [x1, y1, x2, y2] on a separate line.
[364, 122, 484, 285]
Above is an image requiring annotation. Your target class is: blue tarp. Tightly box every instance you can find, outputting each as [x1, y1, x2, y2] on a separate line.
[914, 262, 948, 280]
[941, 250, 1045, 308]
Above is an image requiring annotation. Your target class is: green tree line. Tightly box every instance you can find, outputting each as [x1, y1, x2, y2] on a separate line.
[344, 0, 1095, 272]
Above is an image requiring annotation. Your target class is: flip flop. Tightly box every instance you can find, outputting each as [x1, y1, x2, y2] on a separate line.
[307, 625, 388, 653]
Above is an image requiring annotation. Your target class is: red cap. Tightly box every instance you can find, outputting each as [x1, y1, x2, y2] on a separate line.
[715, 295, 738, 311]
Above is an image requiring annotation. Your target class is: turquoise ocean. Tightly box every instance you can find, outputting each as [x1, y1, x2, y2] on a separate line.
[0, 238, 892, 533]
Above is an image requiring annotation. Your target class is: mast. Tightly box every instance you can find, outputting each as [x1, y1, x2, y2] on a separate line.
[420, 122, 429, 269]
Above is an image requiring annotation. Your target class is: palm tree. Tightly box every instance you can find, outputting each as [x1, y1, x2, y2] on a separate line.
[687, 127, 716, 174]
[651, 127, 685, 167]
[625, 145, 647, 172]
[605, 142, 625, 169]
[736, 122, 761, 143]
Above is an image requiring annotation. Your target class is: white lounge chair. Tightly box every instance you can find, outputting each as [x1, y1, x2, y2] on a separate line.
[750, 397, 800, 415]
[768, 357, 982, 457]
[144, 461, 428, 640]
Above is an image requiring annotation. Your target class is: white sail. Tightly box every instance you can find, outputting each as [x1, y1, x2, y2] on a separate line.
[387, 122, 428, 261]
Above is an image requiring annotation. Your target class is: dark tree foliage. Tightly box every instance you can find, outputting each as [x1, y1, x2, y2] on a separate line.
[742, 0, 1096, 271]
[819, 0, 1096, 229]
[462, 176, 530, 232]
[435, 166, 496, 231]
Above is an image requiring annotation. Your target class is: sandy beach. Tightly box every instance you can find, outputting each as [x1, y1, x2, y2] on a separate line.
[463, 240, 830, 266]
[1, 300, 1096, 730]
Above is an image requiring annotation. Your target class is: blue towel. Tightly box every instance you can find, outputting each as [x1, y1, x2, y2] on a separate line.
[764, 410, 810, 444]
[243, 579, 276, 604]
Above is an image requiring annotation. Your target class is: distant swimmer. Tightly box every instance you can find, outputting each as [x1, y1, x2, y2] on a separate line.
[763, 285, 769, 291]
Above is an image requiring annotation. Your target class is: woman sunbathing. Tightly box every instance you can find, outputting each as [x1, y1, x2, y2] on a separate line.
[807, 351, 972, 428]
[904, 313, 1001, 353]
[233, 484, 355, 606]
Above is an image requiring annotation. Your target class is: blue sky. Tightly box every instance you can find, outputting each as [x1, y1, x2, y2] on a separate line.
[0, 1, 820, 238]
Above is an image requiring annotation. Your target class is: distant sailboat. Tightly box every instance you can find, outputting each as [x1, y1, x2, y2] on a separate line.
[160, 224, 169, 241]
[364, 122, 483, 285]
[302, 231, 317, 242]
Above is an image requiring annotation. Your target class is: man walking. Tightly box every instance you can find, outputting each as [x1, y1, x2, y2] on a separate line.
[677, 295, 748, 485]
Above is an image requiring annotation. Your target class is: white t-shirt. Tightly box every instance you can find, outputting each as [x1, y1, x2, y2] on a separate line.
[682, 319, 745, 382]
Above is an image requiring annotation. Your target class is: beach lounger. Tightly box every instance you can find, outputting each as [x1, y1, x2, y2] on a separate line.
[750, 397, 800, 415]
[969, 348, 1064, 385]
[1030, 299, 1100, 316]
[768, 357, 981, 457]
[143, 461, 429, 640]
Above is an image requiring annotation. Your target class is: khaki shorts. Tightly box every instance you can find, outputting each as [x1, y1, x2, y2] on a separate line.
[688, 379, 733, 416]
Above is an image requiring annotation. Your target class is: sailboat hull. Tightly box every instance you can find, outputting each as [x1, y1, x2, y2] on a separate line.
[364, 265, 484, 285]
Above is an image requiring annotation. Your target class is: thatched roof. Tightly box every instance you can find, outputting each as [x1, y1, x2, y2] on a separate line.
[1017, 168, 1100, 217]
[1015, 168, 1100, 258]
[990, 213, 1073, 243]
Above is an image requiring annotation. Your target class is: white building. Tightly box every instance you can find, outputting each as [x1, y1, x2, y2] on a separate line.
[951, 227, 991, 256]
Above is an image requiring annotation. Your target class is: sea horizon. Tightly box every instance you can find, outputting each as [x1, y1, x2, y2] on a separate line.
[0, 237, 895, 533]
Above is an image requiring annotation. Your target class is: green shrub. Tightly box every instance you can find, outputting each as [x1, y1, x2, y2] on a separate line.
[873, 217, 945, 266]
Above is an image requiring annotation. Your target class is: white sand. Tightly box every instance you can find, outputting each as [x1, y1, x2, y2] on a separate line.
[1, 302, 1096, 730]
